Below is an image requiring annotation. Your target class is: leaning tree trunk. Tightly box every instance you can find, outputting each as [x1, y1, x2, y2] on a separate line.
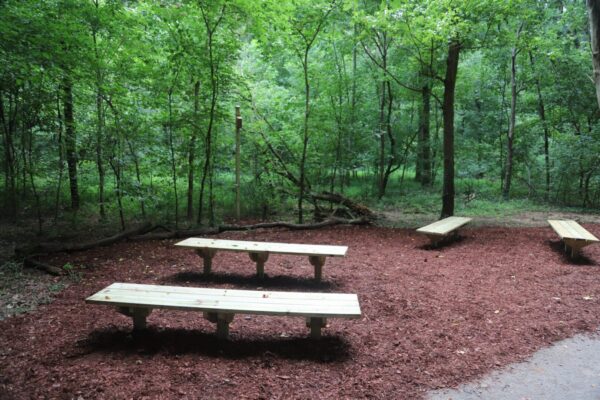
[588, 0, 600, 110]
[441, 40, 461, 218]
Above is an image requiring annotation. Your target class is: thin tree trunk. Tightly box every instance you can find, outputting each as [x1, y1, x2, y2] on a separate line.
[54, 92, 64, 222]
[587, 0, 600, 109]
[529, 51, 551, 199]
[62, 75, 79, 211]
[92, 2, 105, 219]
[0, 89, 17, 217]
[419, 83, 432, 186]
[503, 23, 523, 201]
[197, 4, 225, 226]
[167, 90, 179, 228]
[187, 80, 200, 220]
[298, 49, 310, 223]
[441, 40, 461, 218]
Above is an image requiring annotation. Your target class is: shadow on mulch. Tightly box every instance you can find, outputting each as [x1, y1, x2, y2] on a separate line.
[163, 271, 336, 291]
[418, 234, 469, 251]
[547, 240, 597, 266]
[81, 327, 351, 362]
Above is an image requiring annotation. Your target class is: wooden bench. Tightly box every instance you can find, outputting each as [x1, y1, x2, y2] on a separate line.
[86, 283, 361, 339]
[548, 219, 599, 258]
[175, 238, 348, 281]
[416, 216, 472, 247]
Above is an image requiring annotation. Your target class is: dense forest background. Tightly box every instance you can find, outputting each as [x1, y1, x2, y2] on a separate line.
[1, 0, 600, 233]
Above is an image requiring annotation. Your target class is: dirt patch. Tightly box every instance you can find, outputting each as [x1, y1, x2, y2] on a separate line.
[0, 262, 69, 321]
[1, 224, 600, 399]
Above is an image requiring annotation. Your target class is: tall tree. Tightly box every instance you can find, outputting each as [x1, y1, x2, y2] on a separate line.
[588, 0, 600, 109]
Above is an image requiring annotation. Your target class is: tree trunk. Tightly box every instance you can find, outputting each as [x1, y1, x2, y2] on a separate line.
[62, 75, 79, 211]
[588, 0, 600, 109]
[298, 49, 310, 223]
[167, 90, 179, 228]
[0, 89, 17, 217]
[187, 80, 200, 220]
[92, 6, 105, 219]
[503, 24, 523, 201]
[54, 92, 64, 222]
[441, 40, 461, 218]
[418, 83, 432, 186]
[529, 51, 551, 199]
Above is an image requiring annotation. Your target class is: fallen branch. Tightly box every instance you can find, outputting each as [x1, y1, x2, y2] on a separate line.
[131, 217, 371, 241]
[311, 192, 376, 219]
[16, 222, 153, 255]
[23, 256, 64, 276]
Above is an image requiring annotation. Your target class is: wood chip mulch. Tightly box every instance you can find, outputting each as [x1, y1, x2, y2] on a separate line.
[1, 224, 600, 399]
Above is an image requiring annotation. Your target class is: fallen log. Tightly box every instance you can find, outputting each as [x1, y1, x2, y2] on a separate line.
[311, 192, 376, 219]
[131, 217, 371, 241]
[16, 222, 153, 255]
[23, 256, 64, 276]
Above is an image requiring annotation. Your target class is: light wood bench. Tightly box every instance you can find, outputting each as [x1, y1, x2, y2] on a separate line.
[416, 216, 472, 247]
[86, 283, 361, 339]
[175, 238, 348, 281]
[548, 219, 599, 258]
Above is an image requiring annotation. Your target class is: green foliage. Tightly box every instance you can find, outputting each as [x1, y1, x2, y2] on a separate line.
[0, 0, 598, 232]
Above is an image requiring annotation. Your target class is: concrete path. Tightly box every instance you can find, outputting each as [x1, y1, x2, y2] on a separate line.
[428, 334, 600, 400]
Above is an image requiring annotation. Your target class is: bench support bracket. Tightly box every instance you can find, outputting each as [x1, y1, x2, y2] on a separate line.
[118, 307, 153, 331]
[306, 317, 327, 339]
[204, 312, 235, 339]
[308, 256, 327, 282]
[196, 249, 217, 274]
[249, 252, 269, 279]
[564, 239, 589, 259]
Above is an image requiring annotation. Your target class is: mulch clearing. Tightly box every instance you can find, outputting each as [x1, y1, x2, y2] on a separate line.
[1, 224, 600, 399]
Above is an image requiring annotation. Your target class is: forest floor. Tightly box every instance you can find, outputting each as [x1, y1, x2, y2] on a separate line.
[1, 216, 600, 398]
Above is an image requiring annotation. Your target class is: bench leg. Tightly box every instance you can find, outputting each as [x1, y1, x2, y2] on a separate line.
[249, 252, 269, 279]
[564, 239, 587, 259]
[306, 317, 327, 339]
[205, 312, 235, 339]
[308, 256, 326, 282]
[425, 234, 443, 248]
[196, 249, 217, 274]
[118, 307, 152, 331]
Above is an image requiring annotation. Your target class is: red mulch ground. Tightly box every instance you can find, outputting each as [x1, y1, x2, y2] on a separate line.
[2, 224, 600, 399]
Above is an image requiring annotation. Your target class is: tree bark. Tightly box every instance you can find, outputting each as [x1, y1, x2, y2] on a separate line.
[441, 40, 461, 218]
[588, 0, 600, 109]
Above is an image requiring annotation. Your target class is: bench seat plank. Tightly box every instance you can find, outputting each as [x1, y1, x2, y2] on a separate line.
[548, 220, 599, 242]
[548, 219, 598, 258]
[416, 216, 472, 236]
[175, 238, 348, 257]
[86, 283, 361, 319]
[174, 238, 347, 281]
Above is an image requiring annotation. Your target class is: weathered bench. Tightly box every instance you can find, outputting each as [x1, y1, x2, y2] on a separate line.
[416, 216, 472, 247]
[548, 219, 599, 258]
[174, 238, 348, 281]
[86, 283, 361, 339]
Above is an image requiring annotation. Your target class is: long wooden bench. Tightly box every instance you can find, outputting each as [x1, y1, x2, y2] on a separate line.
[548, 219, 599, 258]
[86, 283, 361, 339]
[416, 216, 472, 247]
[175, 238, 348, 281]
